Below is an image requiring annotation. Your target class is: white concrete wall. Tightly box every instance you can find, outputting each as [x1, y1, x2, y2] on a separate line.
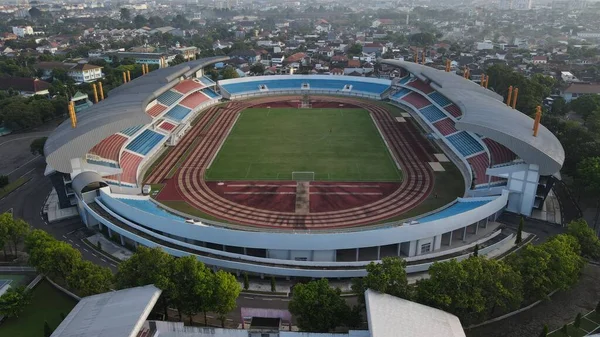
[99, 188, 509, 252]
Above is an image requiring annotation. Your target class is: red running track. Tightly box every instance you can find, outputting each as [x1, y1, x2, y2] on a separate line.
[206, 182, 297, 213]
[309, 182, 400, 213]
[155, 96, 435, 229]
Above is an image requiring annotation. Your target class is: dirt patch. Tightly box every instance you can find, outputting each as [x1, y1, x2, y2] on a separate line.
[467, 263, 600, 337]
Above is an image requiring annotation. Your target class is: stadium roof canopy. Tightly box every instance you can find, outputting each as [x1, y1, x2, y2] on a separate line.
[365, 289, 466, 337]
[382, 60, 565, 175]
[50, 284, 162, 337]
[44, 56, 229, 173]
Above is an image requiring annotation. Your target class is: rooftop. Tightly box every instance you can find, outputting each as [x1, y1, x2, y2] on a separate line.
[50, 285, 161, 337]
[563, 82, 600, 94]
[365, 289, 466, 337]
[0, 76, 50, 93]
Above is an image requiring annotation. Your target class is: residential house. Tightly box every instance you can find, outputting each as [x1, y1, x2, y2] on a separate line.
[228, 49, 262, 64]
[561, 82, 600, 102]
[317, 46, 334, 57]
[533, 56, 548, 64]
[363, 43, 387, 56]
[12, 26, 33, 38]
[35, 62, 103, 83]
[0, 77, 50, 96]
[371, 19, 394, 28]
[271, 53, 285, 66]
[107, 52, 174, 68]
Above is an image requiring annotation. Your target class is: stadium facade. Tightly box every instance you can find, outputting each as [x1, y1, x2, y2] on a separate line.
[43, 58, 564, 278]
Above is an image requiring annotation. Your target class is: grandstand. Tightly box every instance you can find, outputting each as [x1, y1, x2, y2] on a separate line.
[219, 75, 391, 98]
[447, 132, 485, 157]
[164, 105, 192, 122]
[156, 90, 183, 106]
[43, 58, 564, 278]
[125, 129, 165, 156]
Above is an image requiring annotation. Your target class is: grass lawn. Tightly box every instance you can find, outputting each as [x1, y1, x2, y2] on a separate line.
[0, 177, 30, 199]
[159, 200, 226, 223]
[547, 311, 600, 337]
[0, 280, 77, 337]
[375, 161, 465, 223]
[0, 274, 26, 286]
[205, 108, 402, 182]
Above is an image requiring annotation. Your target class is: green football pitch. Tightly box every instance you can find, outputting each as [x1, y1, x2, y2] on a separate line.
[205, 107, 402, 182]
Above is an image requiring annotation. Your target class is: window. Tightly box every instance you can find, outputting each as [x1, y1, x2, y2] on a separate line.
[421, 242, 431, 254]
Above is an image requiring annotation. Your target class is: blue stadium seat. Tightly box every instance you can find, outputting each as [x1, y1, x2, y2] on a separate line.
[419, 105, 447, 123]
[447, 132, 485, 157]
[221, 78, 390, 95]
[120, 124, 144, 137]
[199, 76, 215, 86]
[125, 129, 165, 155]
[202, 88, 220, 99]
[117, 198, 184, 221]
[417, 200, 491, 223]
[156, 90, 183, 106]
[165, 105, 192, 122]
[428, 92, 453, 107]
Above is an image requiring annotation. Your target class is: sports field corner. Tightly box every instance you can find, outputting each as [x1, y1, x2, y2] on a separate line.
[204, 107, 403, 182]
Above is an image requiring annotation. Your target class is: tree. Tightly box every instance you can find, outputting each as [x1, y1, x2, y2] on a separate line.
[30, 137, 47, 156]
[576, 157, 600, 228]
[575, 313, 582, 328]
[540, 325, 548, 337]
[243, 272, 249, 290]
[473, 244, 479, 257]
[416, 257, 522, 324]
[516, 217, 524, 244]
[561, 324, 568, 336]
[169, 256, 212, 324]
[567, 219, 600, 260]
[250, 63, 265, 75]
[409, 32, 435, 47]
[29, 7, 42, 19]
[67, 260, 113, 296]
[120, 8, 131, 22]
[0, 286, 31, 318]
[222, 66, 239, 79]
[115, 247, 175, 319]
[170, 54, 185, 66]
[347, 43, 363, 56]
[44, 320, 53, 337]
[0, 175, 8, 189]
[551, 97, 568, 116]
[597, 299, 600, 312]
[44, 242, 81, 284]
[270, 276, 276, 292]
[506, 244, 555, 301]
[5, 217, 28, 257]
[352, 257, 410, 306]
[541, 234, 585, 291]
[570, 94, 600, 121]
[133, 14, 148, 28]
[289, 279, 349, 332]
[212, 270, 241, 327]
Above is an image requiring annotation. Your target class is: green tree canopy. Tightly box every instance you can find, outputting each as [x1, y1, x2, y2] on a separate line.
[541, 234, 585, 290]
[0, 286, 31, 318]
[169, 256, 213, 324]
[212, 270, 241, 327]
[352, 257, 410, 306]
[567, 219, 600, 260]
[30, 137, 47, 156]
[506, 244, 555, 301]
[289, 279, 349, 332]
[575, 157, 600, 226]
[66, 260, 113, 296]
[115, 247, 175, 318]
[570, 94, 600, 121]
[120, 8, 131, 22]
[416, 257, 522, 324]
[221, 66, 239, 79]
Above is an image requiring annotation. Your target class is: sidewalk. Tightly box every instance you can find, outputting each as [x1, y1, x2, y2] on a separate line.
[86, 233, 134, 261]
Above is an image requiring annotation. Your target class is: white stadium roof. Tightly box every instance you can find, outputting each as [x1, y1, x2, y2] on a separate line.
[381, 60, 565, 176]
[365, 289, 466, 337]
[50, 284, 162, 337]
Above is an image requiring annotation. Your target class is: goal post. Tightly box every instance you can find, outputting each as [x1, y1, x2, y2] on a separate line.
[292, 171, 315, 181]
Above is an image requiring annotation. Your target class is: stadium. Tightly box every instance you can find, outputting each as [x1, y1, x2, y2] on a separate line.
[43, 57, 565, 278]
